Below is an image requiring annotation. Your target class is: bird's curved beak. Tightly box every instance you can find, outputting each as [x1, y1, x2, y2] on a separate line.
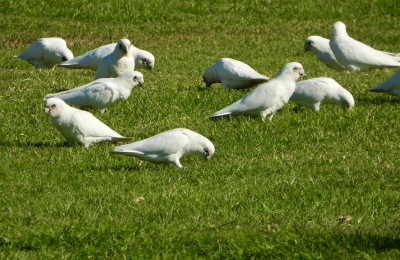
[44, 105, 52, 114]
[304, 42, 313, 52]
[342, 100, 352, 109]
[202, 149, 210, 160]
[143, 59, 153, 70]
[138, 77, 144, 86]
[121, 44, 130, 54]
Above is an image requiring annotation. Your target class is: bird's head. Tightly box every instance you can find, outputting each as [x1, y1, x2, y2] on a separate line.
[132, 48, 155, 70]
[119, 71, 145, 87]
[304, 38, 314, 52]
[277, 62, 305, 81]
[61, 48, 74, 62]
[132, 71, 145, 86]
[44, 97, 67, 118]
[142, 58, 154, 70]
[332, 21, 347, 37]
[341, 91, 355, 110]
[117, 38, 131, 54]
[201, 146, 214, 160]
[199, 135, 215, 161]
[202, 64, 217, 87]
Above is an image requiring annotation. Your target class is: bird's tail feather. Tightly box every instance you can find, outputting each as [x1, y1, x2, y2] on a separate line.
[44, 94, 57, 99]
[58, 62, 80, 69]
[110, 137, 134, 143]
[368, 88, 385, 92]
[109, 149, 143, 156]
[209, 112, 232, 119]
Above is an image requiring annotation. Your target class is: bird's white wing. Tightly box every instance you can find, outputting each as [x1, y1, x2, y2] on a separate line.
[113, 130, 189, 156]
[72, 110, 122, 137]
[292, 79, 328, 102]
[59, 44, 115, 70]
[335, 37, 400, 67]
[221, 59, 269, 81]
[94, 56, 112, 79]
[16, 41, 44, 64]
[47, 80, 117, 107]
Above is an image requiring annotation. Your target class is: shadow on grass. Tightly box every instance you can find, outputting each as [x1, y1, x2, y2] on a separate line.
[0, 141, 71, 148]
[84, 159, 166, 172]
[100, 164, 143, 172]
[1, 231, 399, 256]
[357, 94, 400, 105]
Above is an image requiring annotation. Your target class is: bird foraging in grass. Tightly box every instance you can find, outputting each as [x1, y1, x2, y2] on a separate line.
[59, 43, 155, 71]
[202, 58, 270, 89]
[291, 77, 354, 111]
[14, 37, 74, 69]
[110, 128, 215, 168]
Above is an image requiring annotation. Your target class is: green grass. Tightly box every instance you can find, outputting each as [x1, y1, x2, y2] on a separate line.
[1, 0, 400, 258]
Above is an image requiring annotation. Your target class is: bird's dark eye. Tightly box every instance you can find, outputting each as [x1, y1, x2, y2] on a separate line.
[61, 56, 68, 62]
[204, 148, 209, 154]
[142, 58, 148, 64]
[133, 76, 137, 80]
[293, 67, 298, 72]
[51, 104, 56, 109]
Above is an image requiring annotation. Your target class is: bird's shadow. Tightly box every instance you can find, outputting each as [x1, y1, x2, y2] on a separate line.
[357, 95, 400, 105]
[0, 140, 72, 148]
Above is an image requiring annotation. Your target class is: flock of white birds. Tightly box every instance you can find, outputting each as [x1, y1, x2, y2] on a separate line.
[13, 21, 400, 168]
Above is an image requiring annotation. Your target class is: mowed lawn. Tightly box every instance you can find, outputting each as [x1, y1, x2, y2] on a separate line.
[1, 0, 400, 259]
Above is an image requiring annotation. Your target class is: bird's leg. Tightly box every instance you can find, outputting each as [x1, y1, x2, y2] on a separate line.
[173, 159, 183, 168]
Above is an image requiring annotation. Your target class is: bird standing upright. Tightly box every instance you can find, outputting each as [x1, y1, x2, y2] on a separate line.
[94, 38, 136, 80]
[329, 21, 400, 72]
[209, 62, 304, 121]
